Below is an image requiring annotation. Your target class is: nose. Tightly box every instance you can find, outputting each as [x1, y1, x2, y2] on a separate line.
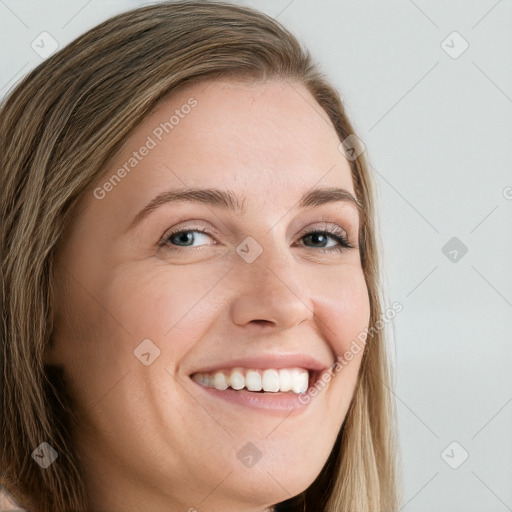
[229, 241, 314, 331]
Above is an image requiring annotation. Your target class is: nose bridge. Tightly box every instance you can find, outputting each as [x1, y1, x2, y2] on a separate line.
[229, 230, 313, 328]
[238, 227, 294, 286]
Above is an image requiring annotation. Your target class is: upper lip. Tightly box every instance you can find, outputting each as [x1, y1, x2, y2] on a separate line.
[188, 353, 332, 375]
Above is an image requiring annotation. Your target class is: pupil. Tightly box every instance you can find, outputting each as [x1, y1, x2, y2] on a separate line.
[310, 233, 326, 246]
[175, 232, 192, 245]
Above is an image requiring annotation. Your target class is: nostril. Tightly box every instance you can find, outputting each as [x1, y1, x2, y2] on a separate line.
[251, 319, 273, 326]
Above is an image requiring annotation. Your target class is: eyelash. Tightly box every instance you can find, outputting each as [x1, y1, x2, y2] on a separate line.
[159, 224, 354, 254]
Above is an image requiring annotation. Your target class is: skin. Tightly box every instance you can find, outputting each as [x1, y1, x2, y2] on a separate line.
[46, 79, 370, 512]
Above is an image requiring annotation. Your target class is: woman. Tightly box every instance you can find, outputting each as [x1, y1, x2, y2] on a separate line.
[1, 1, 401, 511]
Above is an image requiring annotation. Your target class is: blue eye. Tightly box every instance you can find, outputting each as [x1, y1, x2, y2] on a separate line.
[160, 225, 354, 253]
[163, 229, 215, 248]
[300, 228, 353, 253]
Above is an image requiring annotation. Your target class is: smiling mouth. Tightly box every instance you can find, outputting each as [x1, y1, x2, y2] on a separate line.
[190, 367, 320, 394]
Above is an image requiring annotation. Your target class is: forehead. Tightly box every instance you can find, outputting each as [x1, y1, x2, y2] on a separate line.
[90, 78, 357, 220]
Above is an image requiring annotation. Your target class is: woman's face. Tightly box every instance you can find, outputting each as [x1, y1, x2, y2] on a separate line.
[48, 79, 370, 511]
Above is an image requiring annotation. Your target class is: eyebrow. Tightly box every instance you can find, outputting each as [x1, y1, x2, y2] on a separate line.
[128, 186, 362, 231]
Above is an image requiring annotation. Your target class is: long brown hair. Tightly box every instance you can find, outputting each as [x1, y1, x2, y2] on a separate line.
[1, 1, 401, 510]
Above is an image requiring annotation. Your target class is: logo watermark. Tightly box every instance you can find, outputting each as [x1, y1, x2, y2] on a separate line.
[298, 301, 402, 404]
[93, 97, 198, 200]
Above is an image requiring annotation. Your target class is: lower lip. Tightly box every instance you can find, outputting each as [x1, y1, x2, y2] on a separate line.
[190, 378, 319, 413]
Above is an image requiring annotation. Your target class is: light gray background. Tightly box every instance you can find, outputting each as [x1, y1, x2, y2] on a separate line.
[1, 1, 511, 511]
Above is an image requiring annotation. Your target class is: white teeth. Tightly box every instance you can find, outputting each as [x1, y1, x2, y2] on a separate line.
[278, 369, 292, 392]
[262, 369, 280, 392]
[290, 368, 309, 394]
[245, 370, 262, 391]
[192, 367, 310, 394]
[212, 372, 228, 390]
[229, 368, 245, 390]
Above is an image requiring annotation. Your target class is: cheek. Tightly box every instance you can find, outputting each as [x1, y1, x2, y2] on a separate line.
[313, 266, 370, 353]
[107, 261, 227, 346]
[310, 267, 370, 407]
[54, 260, 227, 402]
